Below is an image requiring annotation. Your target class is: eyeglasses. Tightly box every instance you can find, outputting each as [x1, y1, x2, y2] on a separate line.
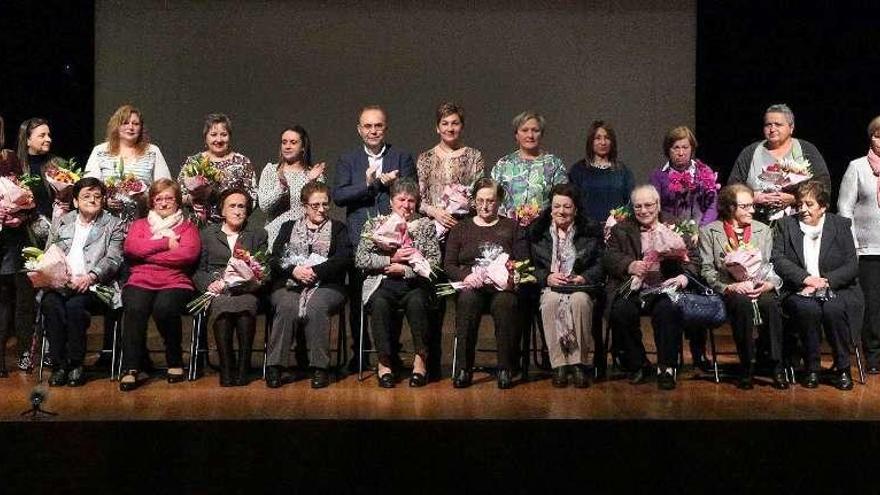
[78, 193, 103, 202]
[305, 202, 330, 211]
[736, 203, 755, 210]
[154, 196, 177, 204]
[633, 202, 657, 210]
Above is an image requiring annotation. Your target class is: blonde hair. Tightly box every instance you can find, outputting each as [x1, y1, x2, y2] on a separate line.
[106, 105, 149, 156]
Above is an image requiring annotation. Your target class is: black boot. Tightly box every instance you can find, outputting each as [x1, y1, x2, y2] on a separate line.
[235, 314, 256, 386]
[214, 318, 236, 387]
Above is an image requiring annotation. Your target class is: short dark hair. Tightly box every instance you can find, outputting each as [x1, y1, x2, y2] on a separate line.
[390, 178, 420, 200]
[73, 177, 107, 200]
[717, 183, 753, 221]
[796, 179, 830, 208]
[300, 180, 331, 203]
[218, 187, 254, 216]
[549, 183, 578, 207]
[203, 113, 232, 140]
[435, 102, 464, 125]
[584, 120, 618, 165]
[472, 177, 505, 203]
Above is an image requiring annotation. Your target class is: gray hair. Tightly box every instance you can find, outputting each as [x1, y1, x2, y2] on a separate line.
[868, 115, 880, 138]
[512, 111, 545, 134]
[765, 103, 795, 127]
[630, 184, 660, 204]
[390, 177, 420, 200]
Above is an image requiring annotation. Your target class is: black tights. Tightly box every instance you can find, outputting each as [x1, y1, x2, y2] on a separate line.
[213, 313, 256, 381]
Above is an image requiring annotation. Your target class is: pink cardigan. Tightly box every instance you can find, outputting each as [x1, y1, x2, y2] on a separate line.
[124, 218, 201, 291]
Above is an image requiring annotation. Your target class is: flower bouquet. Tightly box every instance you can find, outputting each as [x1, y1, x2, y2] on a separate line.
[279, 246, 328, 289]
[105, 159, 148, 221]
[617, 224, 689, 299]
[187, 247, 269, 314]
[603, 204, 632, 242]
[434, 183, 471, 238]
[512, 201, 541, 227]
[670, 218, 699, 245]
[44, 157, 82, 196]
[435, 242, 535, 297]
[0, 176, 37, 224]
[724, 244, 774, 325]
[181, 154, 224, 197]
[22, 245, 69, 289]
[757, 157, 813, 221]
[364, 213, 433, 278]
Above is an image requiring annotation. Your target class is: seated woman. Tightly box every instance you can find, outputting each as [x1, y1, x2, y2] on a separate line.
[42, 178, 125, 386]
[771, 180, 864, 390]
[444, 178, 529, 389]
[529, 183, 603, 388]
[265, 181, 350, 389]
[119, 178, 201, 391]
[192, 188, 267, 387]
[355, 178, 440, 388]
[699, 184, 787, 390]
[604, 184, 700, 390]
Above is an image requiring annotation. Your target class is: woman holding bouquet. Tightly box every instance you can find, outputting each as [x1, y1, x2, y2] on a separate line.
[772, 180, 863, 390]
[41, 178, 125, 386]
[119, 178, 201, 391]
[444, 178, 529, 389]
[604, 184, 701, 390]
[192, 188, 267, 387]
[567, 120, 635, 223]
[355, 178, 440, 388]
[178, 113, 257, 224]
[838, 115, 880, 374]
[265, 181, 350, 389]
[529, 183, 604, 388]
[258, 125, 326, 249]
[490, 111, 567, 228]
[699, 184, 787, 389]
[728, 104, 830, 222]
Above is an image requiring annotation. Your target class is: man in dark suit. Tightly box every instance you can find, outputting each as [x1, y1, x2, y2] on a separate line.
[332, 105, 415, 372]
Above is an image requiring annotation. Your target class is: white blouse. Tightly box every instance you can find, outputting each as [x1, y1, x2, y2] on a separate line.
[85, 142, 171, 184]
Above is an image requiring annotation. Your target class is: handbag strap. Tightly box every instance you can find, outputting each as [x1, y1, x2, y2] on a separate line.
[683, 272, 715, 296]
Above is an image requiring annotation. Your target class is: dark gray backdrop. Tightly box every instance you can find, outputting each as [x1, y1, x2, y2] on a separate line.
[95, 0, 694, 184]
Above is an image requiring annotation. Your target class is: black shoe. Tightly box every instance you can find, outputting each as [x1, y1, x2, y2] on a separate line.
[497, 369, 513, 389]
[49, 368, 68, 387]
[265, 366, 283, 389]
[311, 368, 330, 389]
[67, 366, 85, 387]
[835, 369, 854, 391]
[803, 371, 819, 389]
[737, 375, 754, 390]
[119, 371, 141, 392]
[552, 366, 568, 388]
[772, 368, 790, 390]
[572, 365, 590, 389]
[378, 372, 395, 388]
[657, 368, 676, 390]
[629, 367, 650, 385]
[166, 368, 186, 384]
[409, 372, 427, 388]
[452, 369, 472, 389]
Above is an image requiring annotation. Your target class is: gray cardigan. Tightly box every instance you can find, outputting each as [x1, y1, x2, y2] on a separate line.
[728, 138, 830, 189]
[837, 156, 880, 256]
[699, 219, 781, 294]
[46, 210, 126, 284]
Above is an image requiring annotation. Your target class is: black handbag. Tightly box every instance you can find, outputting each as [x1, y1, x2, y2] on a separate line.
[676, 273, 727, 328]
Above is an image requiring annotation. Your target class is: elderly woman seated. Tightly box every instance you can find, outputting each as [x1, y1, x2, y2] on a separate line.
[355, 178, 440, 388]
[192, 188, 267, 387]
[604, 184, 701, 390]
[42, 178, 125, 386]
[771, 180, 864, 390]
[529, 183, 603, 388]
[265, 181, 351, 389]
[444, 178, 529, 389]
[119, 178, 201, 391]
[699, 183, 786, 390]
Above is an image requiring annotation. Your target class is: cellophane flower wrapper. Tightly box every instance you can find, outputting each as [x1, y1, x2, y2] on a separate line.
[280, 248, 328, 289]
[434, 184, 471, 238]
[0, 176, 36, 214]
[106, 172, 148, 222]
[604, 205, 632, 242]
[187, 249, 268, 315]
[367, 213, 432, 278]
[628, 224, 689, 292]
[181, 155, 224, 195]
[44, 158, 82, 195]
[23, 244, 70, 289]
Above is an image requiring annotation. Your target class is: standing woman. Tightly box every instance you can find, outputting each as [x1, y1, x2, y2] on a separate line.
[85, 104, 171, 216]
[193, 188, 267, 387]
[650, 126, 718, 226]
[838, 115, 880, 374]
[567, 120, 635, 223]
[491, 111, 567, 227]
[118, 178, 201, 390]
[257, 125, 326, 249]
[178, 113, 257, 223]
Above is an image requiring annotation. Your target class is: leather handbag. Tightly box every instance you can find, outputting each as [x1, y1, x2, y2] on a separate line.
[676, 273, 727, 328]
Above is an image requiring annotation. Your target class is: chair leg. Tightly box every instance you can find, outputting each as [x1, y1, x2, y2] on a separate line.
[38, 333, 47, 384]
[261, 312, 270, 380]
[451, 334, 458, 374]
[188, 312, 201, 381]
[708, 327, 720, 383]
[358, 303, 366, 382]
[110, 319, 120, 381]
[855, 342, 867, 385]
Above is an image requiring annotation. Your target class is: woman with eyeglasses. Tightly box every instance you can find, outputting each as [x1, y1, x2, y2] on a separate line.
[699, 184, 786, 390]
[118, 178, 201, 391]
[258, 125, 326, 249]
[41, 178, 125, 387]
[772, 180, 863, 390]
[604, 184, 701, 390]
[265, 181, 351, 389]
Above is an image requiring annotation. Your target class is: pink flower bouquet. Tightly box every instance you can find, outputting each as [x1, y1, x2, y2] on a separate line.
[366, 213, 432, 278]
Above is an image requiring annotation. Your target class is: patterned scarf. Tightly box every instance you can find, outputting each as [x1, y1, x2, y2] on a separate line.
[550, 223, 578, 356]
[287, 218, 332, 314]
[722, 221, 751, 250]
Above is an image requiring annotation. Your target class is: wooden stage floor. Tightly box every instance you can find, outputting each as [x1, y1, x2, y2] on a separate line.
[1, 315, 878, 422]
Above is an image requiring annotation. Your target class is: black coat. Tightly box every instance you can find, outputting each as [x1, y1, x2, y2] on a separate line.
[771, 213, 864, 336]
[192, 221, 269, 293]
[528, 210, 604, 290]
[270, 219, 352, 292]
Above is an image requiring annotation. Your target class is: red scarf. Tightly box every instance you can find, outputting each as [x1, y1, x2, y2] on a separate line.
[723, 221, 751, 250]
